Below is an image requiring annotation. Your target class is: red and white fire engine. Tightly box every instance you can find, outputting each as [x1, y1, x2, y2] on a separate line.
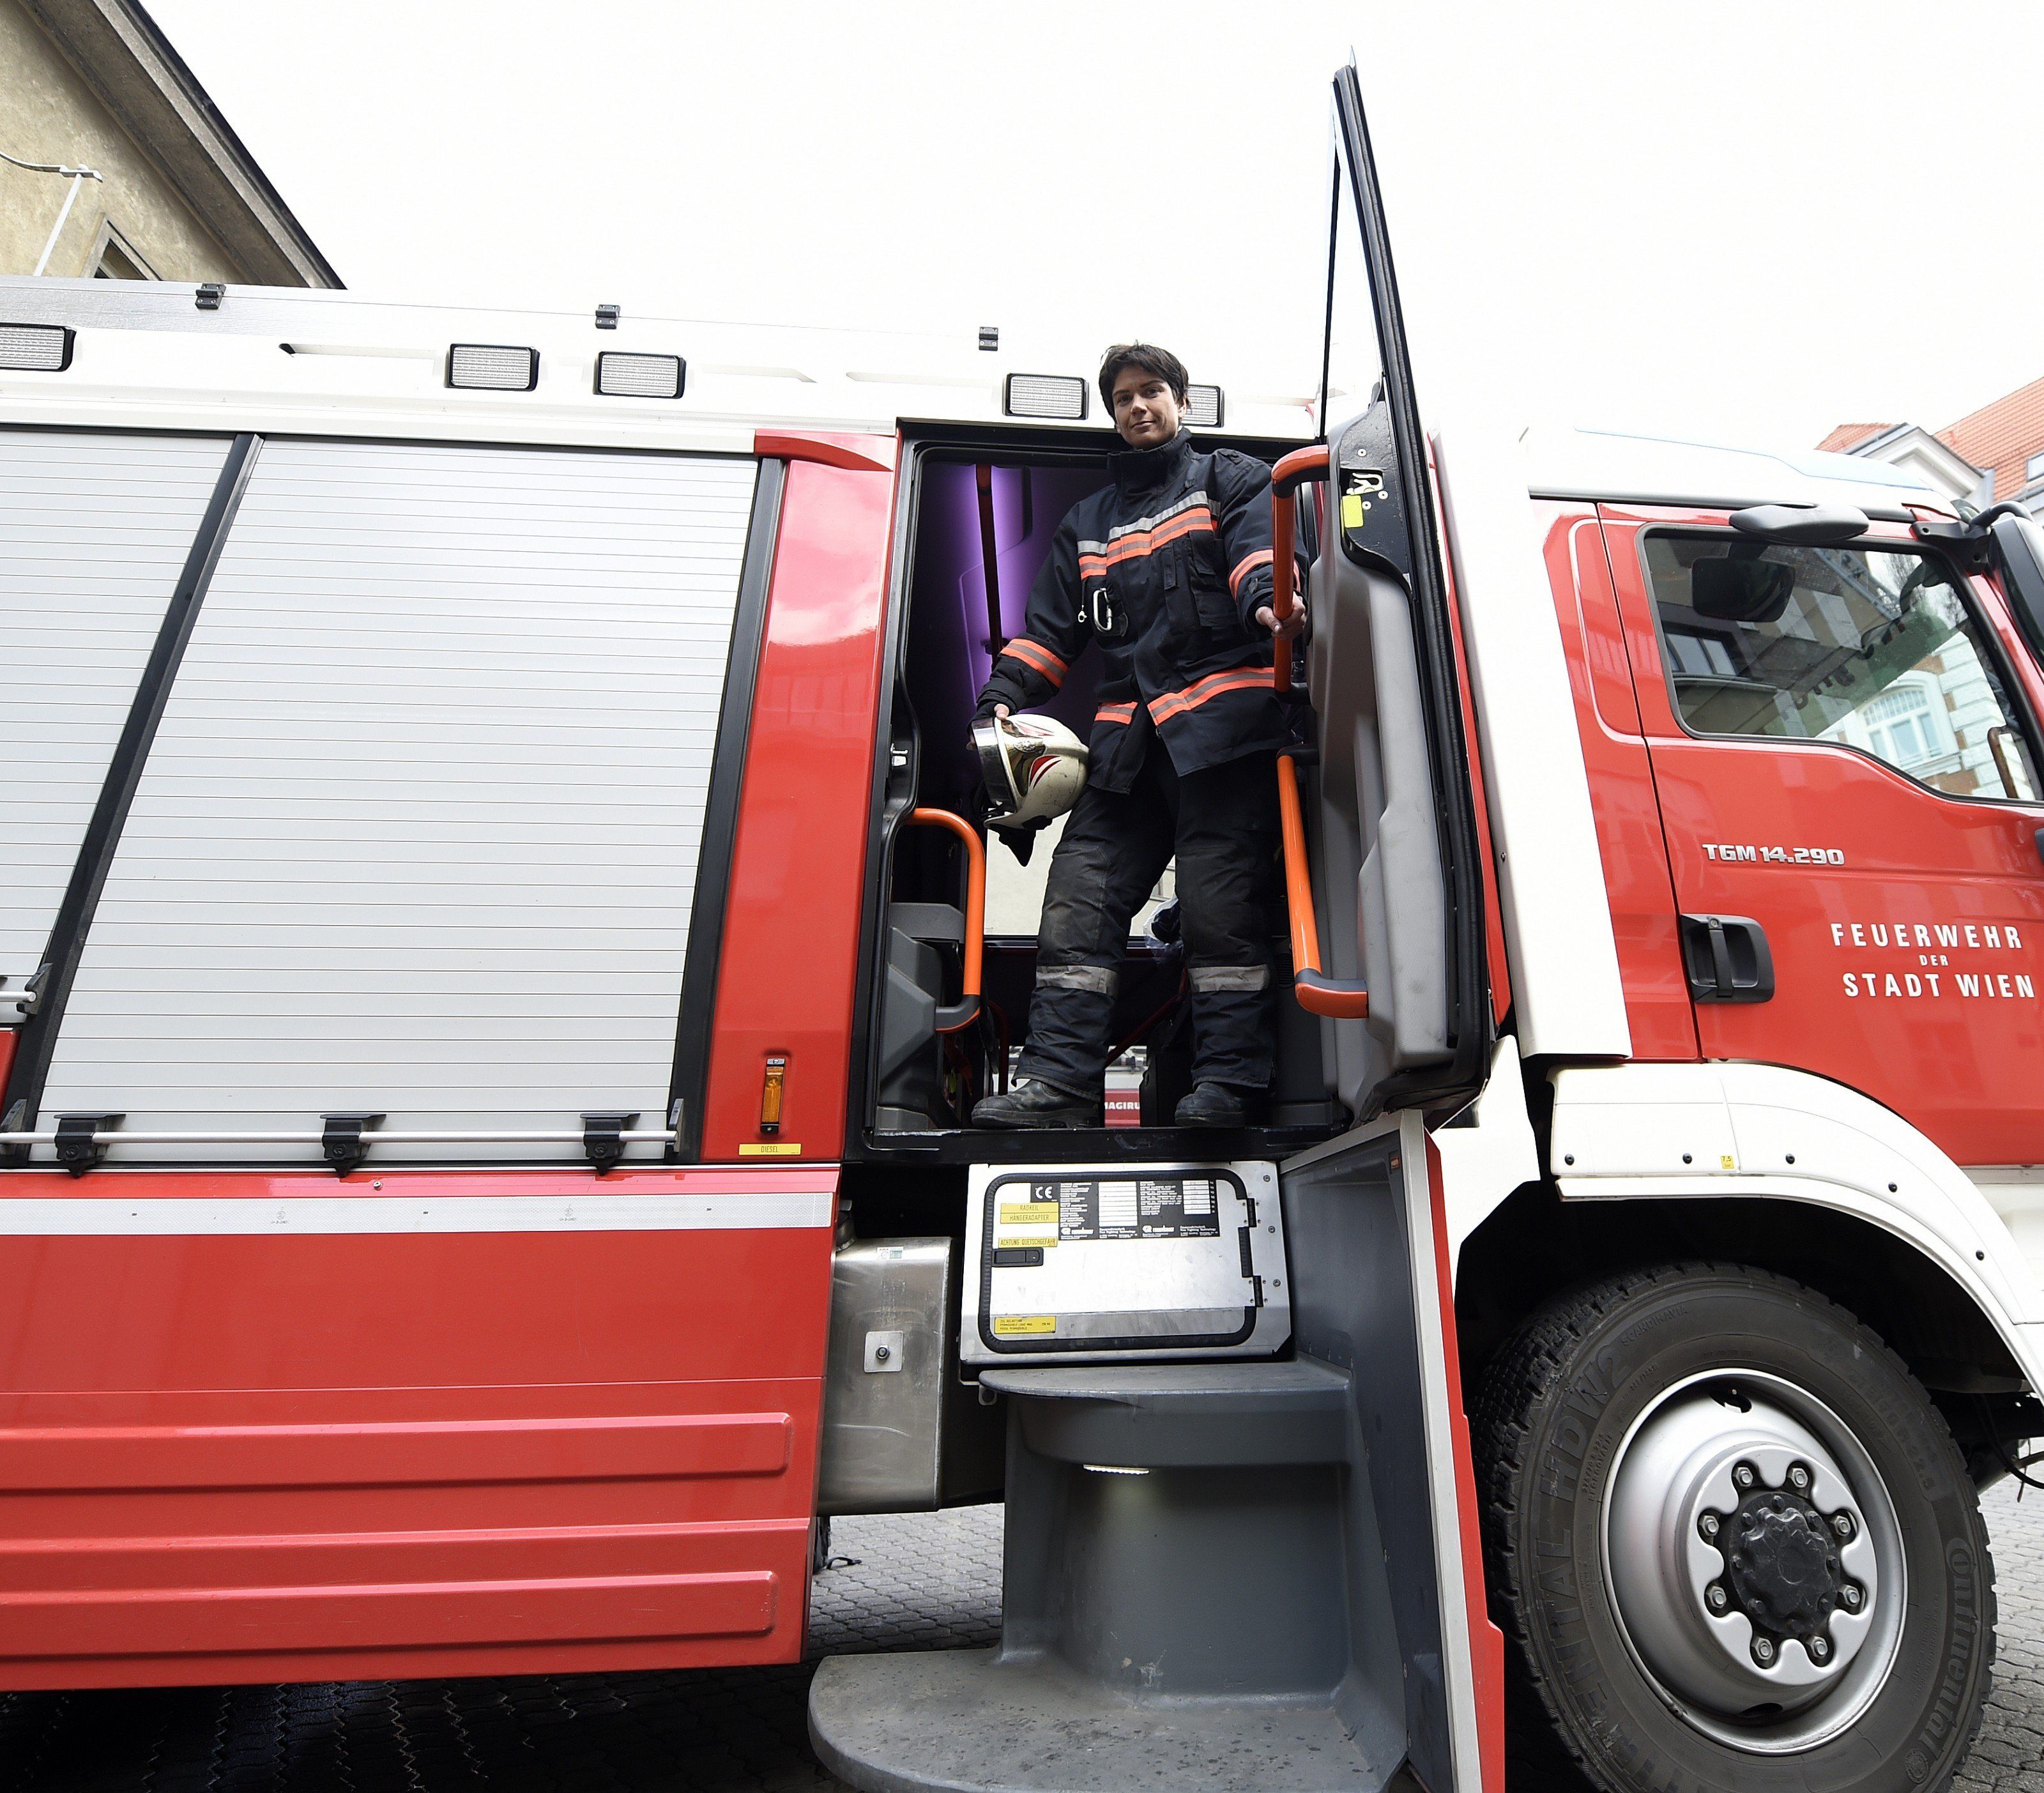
[0, 66, 2034, 1793]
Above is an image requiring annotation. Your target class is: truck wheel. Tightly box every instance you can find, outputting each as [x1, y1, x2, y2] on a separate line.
[1472, 1263, 1995, 1793]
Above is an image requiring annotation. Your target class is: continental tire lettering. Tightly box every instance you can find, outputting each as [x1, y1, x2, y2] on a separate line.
[1925, 1535, 1981, 1766]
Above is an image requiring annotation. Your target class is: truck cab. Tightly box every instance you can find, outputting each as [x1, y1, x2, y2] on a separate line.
[0, 61, 2034, 1793]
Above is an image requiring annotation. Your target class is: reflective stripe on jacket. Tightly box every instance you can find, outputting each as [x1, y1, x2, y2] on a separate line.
[973, 429, 1295, 791]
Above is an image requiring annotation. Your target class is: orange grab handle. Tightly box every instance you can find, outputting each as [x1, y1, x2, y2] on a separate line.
[906, 807, 985, 1032]
[1270, 443, 1329, 695]
[1269, 444, 1368, 1019]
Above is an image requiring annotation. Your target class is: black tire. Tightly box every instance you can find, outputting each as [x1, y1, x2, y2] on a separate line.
[1472, 1262, 1995, 1793]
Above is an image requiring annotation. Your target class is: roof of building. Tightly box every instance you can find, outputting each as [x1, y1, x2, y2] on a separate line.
[1935, 372, 2044, 504]
[20, 0, 338, 287]
[1815, 422, 1892, 454]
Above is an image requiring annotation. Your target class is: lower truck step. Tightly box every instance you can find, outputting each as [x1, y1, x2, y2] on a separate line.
[807, 1361, 1428, 1792]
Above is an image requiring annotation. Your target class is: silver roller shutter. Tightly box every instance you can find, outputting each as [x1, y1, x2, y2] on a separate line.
[0, 431, 231, 988]
[42, 439, 759, 1163]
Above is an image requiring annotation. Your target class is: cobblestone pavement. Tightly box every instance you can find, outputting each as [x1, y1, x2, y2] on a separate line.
[3, 1489, 2040, 1790]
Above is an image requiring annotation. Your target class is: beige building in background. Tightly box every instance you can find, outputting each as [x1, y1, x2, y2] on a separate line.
[0, 0, 335, 286]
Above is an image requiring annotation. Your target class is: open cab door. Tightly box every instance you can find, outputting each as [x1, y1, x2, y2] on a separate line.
[1275, 63, 1492, 1120]
[809, 65, 1502, 1793]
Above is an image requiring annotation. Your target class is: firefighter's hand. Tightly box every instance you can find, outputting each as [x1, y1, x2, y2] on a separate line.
[1256, 600, 1306, 640]
[992, 704, 1011, 719]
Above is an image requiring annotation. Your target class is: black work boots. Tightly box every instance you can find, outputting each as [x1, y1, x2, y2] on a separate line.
[971, 1079, 1102, 1130]
[971, 1078, 1267, 1129]
[1173, 1082, 1268, 1127]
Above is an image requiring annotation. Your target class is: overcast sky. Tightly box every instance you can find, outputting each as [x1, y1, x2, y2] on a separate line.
[148, 0, 2044, 454]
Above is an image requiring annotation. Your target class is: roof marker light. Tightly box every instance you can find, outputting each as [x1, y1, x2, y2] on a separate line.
[447, 343, 538, 391]
[1186, 384, 1225, 429]
[595, 351, 685, 399]
[0, 323, 73, 372]
[1004, 373, 1087, 421]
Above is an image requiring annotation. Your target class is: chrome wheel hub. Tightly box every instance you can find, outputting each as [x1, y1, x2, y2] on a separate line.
[1603, 1371, 1904, 1752]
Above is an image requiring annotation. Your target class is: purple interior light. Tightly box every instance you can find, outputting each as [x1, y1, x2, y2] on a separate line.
[906, 460, 1105, 805]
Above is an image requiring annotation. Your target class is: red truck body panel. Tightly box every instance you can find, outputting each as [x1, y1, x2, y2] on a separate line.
[1539, 503, 1698, 1060]
[700, 448, 896, 1165]
[0, 1166, 837, 1688]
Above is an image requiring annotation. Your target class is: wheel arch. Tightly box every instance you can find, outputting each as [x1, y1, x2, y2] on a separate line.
[1457, 1181, 2038, 1484]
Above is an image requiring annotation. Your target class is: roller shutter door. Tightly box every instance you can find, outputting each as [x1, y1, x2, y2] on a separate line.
[42, 439, 758, 1162]
[0, 431, 231, 989]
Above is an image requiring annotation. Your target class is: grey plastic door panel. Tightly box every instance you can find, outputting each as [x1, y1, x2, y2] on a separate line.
[0, 430, 231, 988]
[1278, 1112, 1484, 1791]
[1308, 65, 1491, 1119]
[41, 438, 758, 1162]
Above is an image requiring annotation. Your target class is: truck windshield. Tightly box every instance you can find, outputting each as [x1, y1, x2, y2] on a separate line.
[1644, 534, 2036, 801]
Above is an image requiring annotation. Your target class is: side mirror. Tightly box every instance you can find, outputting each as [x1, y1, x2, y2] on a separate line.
[1728, 502, 1871, 546]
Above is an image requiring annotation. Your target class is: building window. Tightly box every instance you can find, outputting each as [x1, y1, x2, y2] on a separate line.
[88, 222, 158, 280]
[1857, 678, 1945, 771]
[2028, 451, 2044, 485]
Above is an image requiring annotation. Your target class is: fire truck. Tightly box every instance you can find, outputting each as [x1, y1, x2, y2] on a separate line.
[0, 64, 2034, 1793]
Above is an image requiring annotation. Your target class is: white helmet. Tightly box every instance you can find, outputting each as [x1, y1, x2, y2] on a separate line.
[973, 712, 1089, 827]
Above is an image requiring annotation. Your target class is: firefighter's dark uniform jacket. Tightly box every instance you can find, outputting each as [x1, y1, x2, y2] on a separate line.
[973, 428, 1290, 1097]
[973, 429, 1289, 781]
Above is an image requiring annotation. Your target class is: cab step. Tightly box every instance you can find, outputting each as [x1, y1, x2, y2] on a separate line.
[807, 1360, 1419, 1793]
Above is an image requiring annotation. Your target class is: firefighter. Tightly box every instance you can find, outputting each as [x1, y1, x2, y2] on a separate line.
[970, 342, 1304, 1129]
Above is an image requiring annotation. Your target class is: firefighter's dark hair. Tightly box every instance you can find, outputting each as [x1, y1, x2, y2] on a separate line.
[1098, 342, 1189, 413]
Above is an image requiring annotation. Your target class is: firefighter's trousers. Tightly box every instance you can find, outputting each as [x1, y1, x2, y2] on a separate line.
[1016, 747, 1280, 1096]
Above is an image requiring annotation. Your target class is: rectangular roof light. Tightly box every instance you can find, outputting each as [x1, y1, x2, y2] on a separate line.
[447, 343, 538, 391]
[0, 323, 73, 372]
[1004, 373, 1087, 421]
[595, 351, 685, 399]
[1186, 384, 1224, 429]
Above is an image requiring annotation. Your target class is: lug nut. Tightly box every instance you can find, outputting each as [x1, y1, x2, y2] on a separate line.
[1734, 1463, 1757, 1489]
[1707, 1583, 1730, 1612]
[1842, 1584, 1864, 1612]
[1788, 1463, 1811, 1492]
[1809, 1635, 1831, 1662]
[1699, 1513, 1721, 1541]
[1753, 1637, 1776, 1666]
[1833, 1512, 1856, 1540]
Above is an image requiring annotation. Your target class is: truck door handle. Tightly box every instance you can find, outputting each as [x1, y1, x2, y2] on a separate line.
[1679, 914, 1774, 1003]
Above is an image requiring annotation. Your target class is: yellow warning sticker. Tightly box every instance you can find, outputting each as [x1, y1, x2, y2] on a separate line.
[1341, 492, 1367, 530]
[993, 1315, 1056, 1336]
[999, 1202, 1059, 1225]
[740, 1142, 802, 1156]
[998, 1235, 1056, 1250]
[1720, 1154, 1736, 1171]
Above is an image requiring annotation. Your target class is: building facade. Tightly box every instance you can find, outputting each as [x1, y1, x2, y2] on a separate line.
[0, 0, 335, 286]
[1817, 395, 2042, 803]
